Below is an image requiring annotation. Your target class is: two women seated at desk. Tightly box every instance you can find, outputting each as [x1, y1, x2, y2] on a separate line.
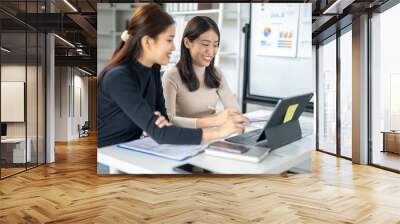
[97, 4, 248, 148]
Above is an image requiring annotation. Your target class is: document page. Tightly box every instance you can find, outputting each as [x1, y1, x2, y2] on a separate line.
[118, 137, 206, 161]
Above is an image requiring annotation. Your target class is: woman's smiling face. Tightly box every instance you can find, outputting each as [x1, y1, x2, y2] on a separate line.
[147, 24, 176, 65]
[184, 29, 219, 67]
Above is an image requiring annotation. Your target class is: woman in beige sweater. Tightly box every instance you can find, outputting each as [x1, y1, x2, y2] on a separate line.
[162, 16, 243, 129]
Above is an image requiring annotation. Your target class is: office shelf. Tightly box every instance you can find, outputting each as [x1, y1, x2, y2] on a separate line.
[219, 51, 238, 57]
[168, 9, 220, 15]
[97, 3, 249, 102]
[97, 3, 144, 73]
[164, 3, 248, 103]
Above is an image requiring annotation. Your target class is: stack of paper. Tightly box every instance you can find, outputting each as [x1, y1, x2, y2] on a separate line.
[205, 145, 271, 163]
[118, 137, 206, 161]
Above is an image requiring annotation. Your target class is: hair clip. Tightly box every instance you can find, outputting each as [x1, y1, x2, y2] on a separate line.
[121, 30, 131, 42]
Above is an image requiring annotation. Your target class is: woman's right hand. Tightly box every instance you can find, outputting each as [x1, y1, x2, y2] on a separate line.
[214, 108, 241, 126]
[216, 113, 249, 138]
[201, 114, 249, 144]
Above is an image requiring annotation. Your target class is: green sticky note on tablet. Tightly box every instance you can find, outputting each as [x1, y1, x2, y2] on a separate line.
[283, 104, 299, 124]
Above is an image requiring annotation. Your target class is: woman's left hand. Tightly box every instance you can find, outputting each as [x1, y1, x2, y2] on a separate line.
[154, 111, 171, 128]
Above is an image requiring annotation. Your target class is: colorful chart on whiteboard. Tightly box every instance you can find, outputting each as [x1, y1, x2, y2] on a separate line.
[253, 3, 300, 57]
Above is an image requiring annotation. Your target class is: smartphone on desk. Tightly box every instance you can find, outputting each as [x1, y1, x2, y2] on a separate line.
[208, 141, 250, 154]
[174, 163, 214, 174]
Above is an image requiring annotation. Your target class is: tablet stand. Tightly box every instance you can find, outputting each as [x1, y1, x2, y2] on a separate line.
[257, 120, 302, 149]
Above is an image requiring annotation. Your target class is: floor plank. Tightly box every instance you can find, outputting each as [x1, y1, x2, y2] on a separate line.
[1, 135, 400, 223]
[372, 151, 400, 171]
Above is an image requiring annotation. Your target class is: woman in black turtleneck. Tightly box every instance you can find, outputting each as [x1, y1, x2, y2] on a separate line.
[97, 4, 248, 148]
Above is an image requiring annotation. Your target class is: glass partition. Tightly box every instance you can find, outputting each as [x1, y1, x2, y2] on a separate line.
[339, 28, 352, 158]
[317, 36, 337, 155]
[0, 0, 46, 179]
[370, 4, 400, 171]
[1, 30, 28, 177]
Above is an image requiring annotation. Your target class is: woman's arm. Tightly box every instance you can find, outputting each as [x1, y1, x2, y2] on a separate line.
[162, 77, 237, 129]
[151, 110, 248, 144]
[162, 68, 242, 129]
[195, 108, 241, 128]
[201, 113, 248, 144]
[104, 70, 202, 145]
[195, 68, 243, 128]
[105, 69, 247, 145]
[196, 116, 218, 128]
[154, 66, 169, 120]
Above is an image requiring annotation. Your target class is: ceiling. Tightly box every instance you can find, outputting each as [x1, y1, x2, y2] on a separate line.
[0, 0, 97, 74]
[311, 0, 390, 44]
[0, 0, 394, 75]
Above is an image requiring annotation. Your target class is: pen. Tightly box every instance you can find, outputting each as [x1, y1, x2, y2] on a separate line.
[208, 106, 216, 114]
[249, 119, 269, 123]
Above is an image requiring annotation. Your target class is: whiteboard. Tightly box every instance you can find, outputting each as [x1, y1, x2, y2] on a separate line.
[1, 82, 25, 122]
[249, 3, 314, 99]
[253, 3, 300, 57]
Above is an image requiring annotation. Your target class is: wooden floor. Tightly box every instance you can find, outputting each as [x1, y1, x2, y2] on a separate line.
[1, 163, 45, 178]
[1, 167, 26, 178]
[1, 135, 400, 223]
[373, 150, 400, 171]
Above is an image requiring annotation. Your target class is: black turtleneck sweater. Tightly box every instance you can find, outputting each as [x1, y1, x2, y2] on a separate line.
[97, 59, 203, 148]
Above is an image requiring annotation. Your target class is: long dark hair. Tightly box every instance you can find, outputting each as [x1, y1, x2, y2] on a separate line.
[99, 4, 175, 79]
[177, 16, 221, 92]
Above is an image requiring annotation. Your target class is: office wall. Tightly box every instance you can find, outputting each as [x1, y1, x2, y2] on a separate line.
[0, 65, 42, 139]
[55, 67, 69, 141]
[1, 82, 24, 122]
[54, 67, 89, 141]
[73, 73, 89, 137]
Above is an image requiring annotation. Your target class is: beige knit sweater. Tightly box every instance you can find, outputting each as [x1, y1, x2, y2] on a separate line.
[162, 65, 240, 128]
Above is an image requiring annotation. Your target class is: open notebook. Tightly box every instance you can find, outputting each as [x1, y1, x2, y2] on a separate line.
[117, 137, 206, 161]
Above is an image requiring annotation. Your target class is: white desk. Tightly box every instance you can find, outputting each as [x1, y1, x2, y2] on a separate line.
[97, 110, 315, 174]
[1, 138, 32, 163]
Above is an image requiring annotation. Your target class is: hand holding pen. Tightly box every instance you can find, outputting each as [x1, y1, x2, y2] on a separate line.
[217, 112, 250, 135]
[213, 107, 250, 127]
[246, 118, 269, 123]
